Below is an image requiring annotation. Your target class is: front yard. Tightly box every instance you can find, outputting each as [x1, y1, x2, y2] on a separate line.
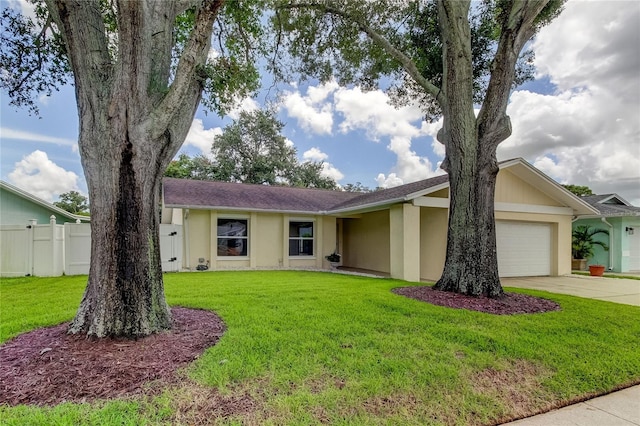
[1, 270, 639, 425]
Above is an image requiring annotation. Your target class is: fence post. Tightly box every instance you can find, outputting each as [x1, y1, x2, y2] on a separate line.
[27, 219, 36, 276]
[50, 215, 57, 276]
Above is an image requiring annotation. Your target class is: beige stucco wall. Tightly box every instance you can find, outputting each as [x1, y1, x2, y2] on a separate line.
[419, 207, 449, 281]
[390, 204, 421, 281]
[183, 209, 334, 271]
[496, 170, 562, 206]
[342, 210, 390, 273]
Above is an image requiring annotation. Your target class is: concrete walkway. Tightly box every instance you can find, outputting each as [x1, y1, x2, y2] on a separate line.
[502, 275, 640, 306]
[500, 275, 640, 425]
[503, 385, 640, 425]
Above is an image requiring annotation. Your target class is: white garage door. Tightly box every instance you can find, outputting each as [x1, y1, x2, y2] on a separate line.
[496, 221, 551, 277]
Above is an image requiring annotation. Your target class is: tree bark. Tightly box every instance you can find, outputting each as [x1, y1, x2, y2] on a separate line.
[433, 0, 504, 297]
[433, 0, 550, 297]
[46, 0, 222, 337]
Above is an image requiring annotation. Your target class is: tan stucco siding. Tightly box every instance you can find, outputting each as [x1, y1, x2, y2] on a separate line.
[186, 209, 211, 268]
[321, 216, 338, 269]
[420, 207, 449, 281]
[184, 210, 330, 271]
[254, 213, 283, 267]
[390, 204, 421, 281]
[429, 188, 449, 198]
[496, 170, 562, 206]
[342, 210, 390, 273]
[418, 209, 572, 280]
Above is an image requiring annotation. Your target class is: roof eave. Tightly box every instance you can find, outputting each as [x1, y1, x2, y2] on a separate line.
[164, 204, 323, 216]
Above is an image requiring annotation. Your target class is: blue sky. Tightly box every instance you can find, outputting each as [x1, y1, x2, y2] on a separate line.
[1, 0, 639, 205]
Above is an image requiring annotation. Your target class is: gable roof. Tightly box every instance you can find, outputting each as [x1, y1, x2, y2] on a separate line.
[163, 178, 361, 214]
[327, 175, 449, 214]
[163, 158, 598, 216]
[579, 194, 640, 217]
[0, 180, 90, 223]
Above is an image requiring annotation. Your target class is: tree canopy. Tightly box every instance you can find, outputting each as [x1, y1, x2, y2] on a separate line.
[53, 191, 89, 215]
[563, 184, 593, 197]
[209, 109, 337, 188]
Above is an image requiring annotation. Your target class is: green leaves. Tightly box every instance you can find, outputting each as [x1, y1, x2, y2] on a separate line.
[0, 4, 71, 115]
[212, 109, 336, 188]
[53, 190, 89, 215]
[572, 225, 609, 260]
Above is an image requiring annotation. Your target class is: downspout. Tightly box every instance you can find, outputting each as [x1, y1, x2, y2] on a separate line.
[184, 209, 191, 271]
[601, 217, 614, 270]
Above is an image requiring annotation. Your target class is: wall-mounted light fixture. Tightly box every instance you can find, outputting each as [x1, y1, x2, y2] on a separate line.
[626, 227, 635, 235]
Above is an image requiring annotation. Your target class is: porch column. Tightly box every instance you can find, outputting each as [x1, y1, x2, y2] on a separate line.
[389, 204, 421, 281]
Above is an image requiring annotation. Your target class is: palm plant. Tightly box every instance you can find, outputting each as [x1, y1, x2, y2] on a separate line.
[572, 225, 609, 260]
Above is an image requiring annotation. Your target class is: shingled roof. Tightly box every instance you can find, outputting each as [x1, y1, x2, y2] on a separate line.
[579, 194, 640, 217]
[327, 174, 449, 212]
[163, 173, 451, 214]
[163, 178, 361, 213]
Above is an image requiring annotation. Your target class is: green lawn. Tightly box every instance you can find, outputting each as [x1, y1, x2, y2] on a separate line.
[1, 271, 639, 425]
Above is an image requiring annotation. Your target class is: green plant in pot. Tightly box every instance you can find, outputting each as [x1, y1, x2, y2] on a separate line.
[572, 225, 609, 271]
[325, 251, 341, 266]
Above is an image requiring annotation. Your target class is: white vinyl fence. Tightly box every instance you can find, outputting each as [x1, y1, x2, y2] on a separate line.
[0, 217, 182, 277]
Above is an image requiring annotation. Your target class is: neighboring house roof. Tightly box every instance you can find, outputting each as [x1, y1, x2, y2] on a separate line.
[0, 180, 90, 223]
[579, 194, 640, 217]
[163, 158, 598, 216]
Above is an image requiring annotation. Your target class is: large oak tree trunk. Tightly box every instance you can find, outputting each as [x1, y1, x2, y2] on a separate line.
[68, 123, 172, 336]
[46, 0, 222, 337]
[433, 0, 505, 297]
[431, 0, 548, 298]
[435, 150, 503, 297]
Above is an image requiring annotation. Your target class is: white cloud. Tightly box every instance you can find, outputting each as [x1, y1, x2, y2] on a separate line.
[282, 81, 337, 135]
[500, 0, 640, 205]
[333, 87, 443, 186]
[376, 172, 404, 189]
[334, 87, 424, 139]
[302, 147, 344, 181]
[320, 162, 345, 182]
[8, 0, 36, 18]
[8, 150, 79, 202]
[183, 119, 222, 154]
[302, 147, 328, 162]
[227, 97, 260, 120]
[1, 128, 77, 148]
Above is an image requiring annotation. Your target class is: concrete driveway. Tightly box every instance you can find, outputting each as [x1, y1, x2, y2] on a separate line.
[502, 275, 640, 306]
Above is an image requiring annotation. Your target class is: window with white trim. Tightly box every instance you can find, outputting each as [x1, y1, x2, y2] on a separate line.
[217, 218, 248, 256]
[289, 221, 314, 256]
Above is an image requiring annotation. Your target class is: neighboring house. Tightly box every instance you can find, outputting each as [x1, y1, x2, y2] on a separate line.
[1, 181, 90, 277]
[162, 158, 597, 281]
[0, 180, 90, 226]
[574, 194, 640, 273]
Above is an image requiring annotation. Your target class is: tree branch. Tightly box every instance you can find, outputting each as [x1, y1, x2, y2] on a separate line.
[45, 0, 113, 97]
[477, 0, 553, 147]
[149, 0, 223, 141]
[280, 2, 443, 103]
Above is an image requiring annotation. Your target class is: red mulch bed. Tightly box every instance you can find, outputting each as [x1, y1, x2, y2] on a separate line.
[392, 286, 561, 315]
[0, 307, 225, 406]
